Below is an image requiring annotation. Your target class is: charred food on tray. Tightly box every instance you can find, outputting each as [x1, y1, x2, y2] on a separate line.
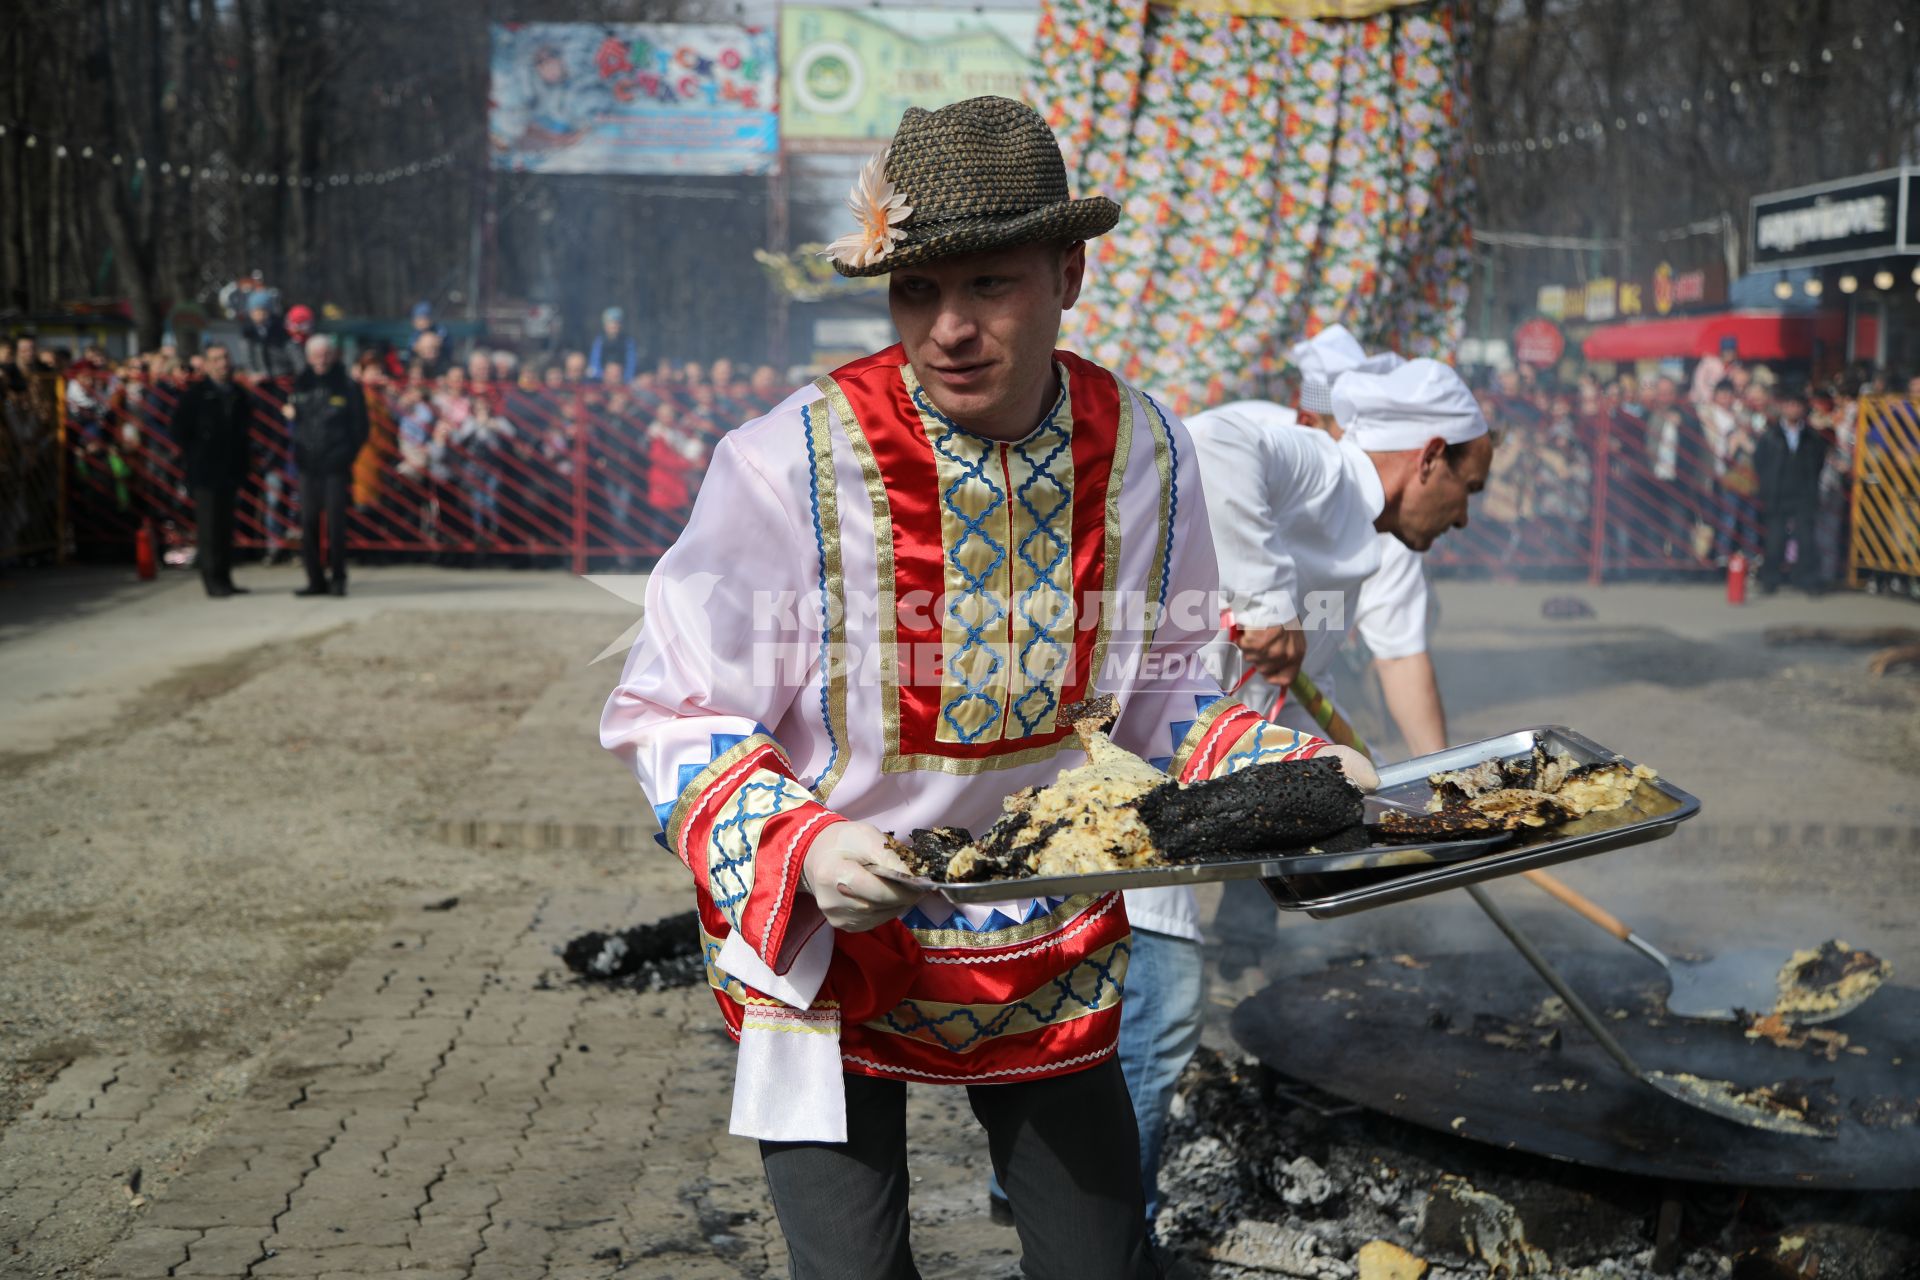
[1134, 758, 1365, 863]
[893, 708, 1365, 884]
[1374, 744, 1656, 841]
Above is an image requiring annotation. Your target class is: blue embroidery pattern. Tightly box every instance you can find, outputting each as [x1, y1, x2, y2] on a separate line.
[1222, 726, 1301, 775]
[1145, 395, 1180, 620]
[707, 773, 809, 932]
[1011, 399, 1073, 736]
[801, 404, 840, 789]
[877, 941, 1130, 1051]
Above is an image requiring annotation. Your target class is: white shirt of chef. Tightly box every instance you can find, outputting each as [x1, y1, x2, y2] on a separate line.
[1186, 399, 1387, 704]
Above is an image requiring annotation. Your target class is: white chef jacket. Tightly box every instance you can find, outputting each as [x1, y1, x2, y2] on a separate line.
[1353, 533, 1432, 662]
[1186, 400, 1387, 709]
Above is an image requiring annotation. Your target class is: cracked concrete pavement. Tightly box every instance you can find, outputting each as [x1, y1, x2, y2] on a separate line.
[3, 563, 1917, 1279]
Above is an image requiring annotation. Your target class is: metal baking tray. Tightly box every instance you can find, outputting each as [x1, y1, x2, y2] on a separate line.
[1267, 726, 1699, 919]
[907, 726, 1695, 911]
[920, 830, 1515, 905]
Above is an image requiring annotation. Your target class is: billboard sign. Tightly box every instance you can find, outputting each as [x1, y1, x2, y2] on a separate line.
[1749, 168, 1915, 270]
[779, 6, 1038, 152]
[490, 23, 778, 175]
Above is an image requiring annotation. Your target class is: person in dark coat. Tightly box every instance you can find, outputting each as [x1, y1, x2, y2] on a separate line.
[284, 335, 368, 596]
[172, 343, 255, 597]
[241, 291, 298, 377]
[1753, 388, 1829, 594]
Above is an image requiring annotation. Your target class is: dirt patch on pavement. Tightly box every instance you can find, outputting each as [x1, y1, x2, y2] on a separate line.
[0, 610, 629, 1130]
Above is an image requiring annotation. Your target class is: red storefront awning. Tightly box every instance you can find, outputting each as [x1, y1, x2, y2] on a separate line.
[1581, 311, 1815, 363]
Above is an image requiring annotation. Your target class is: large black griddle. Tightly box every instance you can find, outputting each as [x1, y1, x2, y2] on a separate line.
[1230, 949, 1920, 1188]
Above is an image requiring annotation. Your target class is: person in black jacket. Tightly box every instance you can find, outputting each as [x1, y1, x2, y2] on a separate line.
[172, 344, 255, 597]
[1753, 388, 1829, 595]
[241, 292, 298, 377]
[284, 335, 368, 596]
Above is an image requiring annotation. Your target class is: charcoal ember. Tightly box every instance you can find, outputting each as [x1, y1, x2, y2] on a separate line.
[1731, 1223, 1920, 1280]
[1416, 1176, 1551, 1276]
[1135, 758, 1365, 862]
[1851, 1095, 1920, 1130]
[559, 911, 703, 992]
[1202, 1220, 1354, 1278]
[1277, 1155, 1336, 1209]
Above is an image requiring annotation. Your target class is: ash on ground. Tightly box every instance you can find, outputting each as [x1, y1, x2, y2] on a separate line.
[559, 910, 704, 992]
[1156, 1048, 1918, 1280]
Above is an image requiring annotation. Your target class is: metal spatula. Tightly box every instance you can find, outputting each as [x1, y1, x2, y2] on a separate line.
[1467, 885, 1834, 1137]
[1522, 870, 1878, 1025]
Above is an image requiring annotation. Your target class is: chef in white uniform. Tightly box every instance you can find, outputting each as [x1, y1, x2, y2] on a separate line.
[1193, 355, 1493, 971]
[1193, 356, 1491, 742]
[1094, 352, 1491, 1232]
[1288, 328, 1445, 752]
[1351, 532, 1447, 756]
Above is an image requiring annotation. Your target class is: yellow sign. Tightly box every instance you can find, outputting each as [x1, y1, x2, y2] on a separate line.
[1619, 283, 1644, 317]
[1537, 285, 1568, 321]
[1653, 263, 1675, 316]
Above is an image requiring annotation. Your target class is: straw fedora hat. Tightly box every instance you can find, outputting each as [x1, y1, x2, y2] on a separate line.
[826, 96, 1120, 279]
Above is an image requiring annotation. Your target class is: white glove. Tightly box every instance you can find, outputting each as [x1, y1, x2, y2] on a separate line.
[801, 821, 922, 933]
[1320, 744, 1379, 793]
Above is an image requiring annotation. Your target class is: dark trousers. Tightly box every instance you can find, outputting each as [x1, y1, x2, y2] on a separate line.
[191, 485, 238, 592]
[299, 470, 351, 587]
[760, 1059, 1158, 1280]
[1760, 496, 1821, 588]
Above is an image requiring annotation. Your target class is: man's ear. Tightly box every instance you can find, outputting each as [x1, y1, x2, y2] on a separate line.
[1418, 436, 1447, 478]
[1060, 242, 1087, 311]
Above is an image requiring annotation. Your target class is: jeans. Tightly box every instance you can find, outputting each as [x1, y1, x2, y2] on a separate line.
[989, 928, 1204, 1226]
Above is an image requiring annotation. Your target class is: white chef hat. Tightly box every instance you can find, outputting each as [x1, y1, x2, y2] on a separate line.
[1290, 325, 1368, 414]
[1331, 358, 1489, 453]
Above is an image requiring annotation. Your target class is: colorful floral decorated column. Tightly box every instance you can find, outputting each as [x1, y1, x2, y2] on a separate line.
[1031, 0, 1473, 415]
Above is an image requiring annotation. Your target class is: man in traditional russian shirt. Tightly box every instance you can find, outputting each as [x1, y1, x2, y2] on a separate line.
[600, 96, 1371, 1279]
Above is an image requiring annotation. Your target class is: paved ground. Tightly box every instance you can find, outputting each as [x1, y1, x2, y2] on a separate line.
[2, 562, 1917, 1279]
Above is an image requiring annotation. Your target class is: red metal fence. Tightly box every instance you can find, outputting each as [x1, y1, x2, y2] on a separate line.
[35, 376, 1904, 587]
[1426, 407, 1780, 584]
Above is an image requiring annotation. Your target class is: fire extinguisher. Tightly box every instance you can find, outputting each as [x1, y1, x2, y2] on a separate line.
[1726, 551, 1747, 606]
[135, 518, 158, 581]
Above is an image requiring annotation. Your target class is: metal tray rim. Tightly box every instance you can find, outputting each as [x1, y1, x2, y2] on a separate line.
[1289, 724, 1701, 918]
[926, 831, 1514, 904]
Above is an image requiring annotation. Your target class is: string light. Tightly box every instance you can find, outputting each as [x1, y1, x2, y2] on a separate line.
[0, 117, 458, 189]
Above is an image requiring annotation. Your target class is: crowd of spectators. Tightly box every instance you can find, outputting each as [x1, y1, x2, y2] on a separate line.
[1, 295, 795, 571]
[11, 302, 1920, 589]
[1467, 352, 1919, 589]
